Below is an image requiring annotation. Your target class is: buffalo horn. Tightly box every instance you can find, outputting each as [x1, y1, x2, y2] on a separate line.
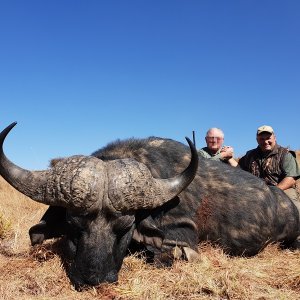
[0, 122, 51, 204]
[0, 123, 198, 212]
[106, 137, 198, 212]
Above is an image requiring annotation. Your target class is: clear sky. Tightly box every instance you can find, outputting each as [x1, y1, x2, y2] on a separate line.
[1, 1, 299, 170]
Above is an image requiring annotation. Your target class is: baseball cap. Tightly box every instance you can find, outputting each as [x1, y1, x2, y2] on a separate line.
[257, 125, 274, 135]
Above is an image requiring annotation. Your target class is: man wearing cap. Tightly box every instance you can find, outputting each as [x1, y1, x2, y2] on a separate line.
[239, 125, 300, 201]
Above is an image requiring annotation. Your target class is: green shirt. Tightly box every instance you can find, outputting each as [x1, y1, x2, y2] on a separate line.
[280, 151, 300, 178]
[198, 147, 225, 162]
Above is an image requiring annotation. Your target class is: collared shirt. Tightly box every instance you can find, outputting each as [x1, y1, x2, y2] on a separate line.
[198, 147, 225, 162]
[239, 144, 300, 186]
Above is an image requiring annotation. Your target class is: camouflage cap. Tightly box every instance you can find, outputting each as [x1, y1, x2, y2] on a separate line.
[257, 125, 274, 135]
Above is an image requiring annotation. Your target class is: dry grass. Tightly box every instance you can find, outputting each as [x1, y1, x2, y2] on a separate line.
[1, 152, 300, 300]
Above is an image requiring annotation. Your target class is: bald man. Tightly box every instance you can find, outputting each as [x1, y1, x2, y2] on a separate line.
[198, 128, 238, 167]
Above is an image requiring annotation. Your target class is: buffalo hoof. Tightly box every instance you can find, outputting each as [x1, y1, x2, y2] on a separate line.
[29, 221, 47, 245]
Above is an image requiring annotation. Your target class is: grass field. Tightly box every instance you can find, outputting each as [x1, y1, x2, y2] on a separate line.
[0, 152, 300, 299]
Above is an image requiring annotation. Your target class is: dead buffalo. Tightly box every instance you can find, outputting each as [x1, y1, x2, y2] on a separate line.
[0, 123, 299, 290]
[92, 135, 300, 257]
[0, 122, 198, 289]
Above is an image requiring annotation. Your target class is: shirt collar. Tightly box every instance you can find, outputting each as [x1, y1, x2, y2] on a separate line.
[257, 144, 279, 158]
[205, 147, 221, 156]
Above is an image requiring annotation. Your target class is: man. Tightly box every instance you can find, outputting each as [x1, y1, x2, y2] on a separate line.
[239, 125, 300, 201]
[198, 128, 238, 167]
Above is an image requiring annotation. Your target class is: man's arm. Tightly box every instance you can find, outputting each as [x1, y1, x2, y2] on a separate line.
[220, 146, 238, 166]
[277, 177, 296, 190]
[278, 152, 300, 190]
[227, 157, 238, 167]
[277, 177, 296, 191]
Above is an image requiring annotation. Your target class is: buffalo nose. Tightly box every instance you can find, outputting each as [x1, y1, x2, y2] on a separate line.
[105, 271, 118, 283]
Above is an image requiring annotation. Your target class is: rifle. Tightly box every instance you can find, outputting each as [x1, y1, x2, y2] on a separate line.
[192, 130, 196, 148]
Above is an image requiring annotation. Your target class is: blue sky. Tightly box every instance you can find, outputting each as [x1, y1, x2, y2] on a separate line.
[1, 1, 299, 170]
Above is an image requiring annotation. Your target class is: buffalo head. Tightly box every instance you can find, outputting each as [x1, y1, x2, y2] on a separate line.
[0, 122, 198, 289]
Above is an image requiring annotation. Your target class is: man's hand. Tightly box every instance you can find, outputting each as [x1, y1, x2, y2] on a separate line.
[220, 146, 238, 167]
[220, 146, 234, 160]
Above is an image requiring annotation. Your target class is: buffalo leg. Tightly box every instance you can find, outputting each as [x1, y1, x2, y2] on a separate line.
[29, 206, 67, 245]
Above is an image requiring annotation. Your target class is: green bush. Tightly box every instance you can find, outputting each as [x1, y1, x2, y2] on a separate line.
[0, 212, 12, 239]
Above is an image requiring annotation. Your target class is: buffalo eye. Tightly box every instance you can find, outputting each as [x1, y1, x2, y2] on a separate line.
[111, 215, 135, 235]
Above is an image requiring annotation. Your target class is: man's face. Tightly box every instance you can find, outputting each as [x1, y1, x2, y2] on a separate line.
[256, 132, 276, 152]
[205, 130, 224, 153]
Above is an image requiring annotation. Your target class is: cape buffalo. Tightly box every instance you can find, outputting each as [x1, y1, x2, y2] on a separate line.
[0, 123, 299, 290]
[0, 122, 198, 289]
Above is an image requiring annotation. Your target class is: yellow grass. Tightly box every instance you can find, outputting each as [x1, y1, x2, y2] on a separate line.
[1, 152, 300, 299]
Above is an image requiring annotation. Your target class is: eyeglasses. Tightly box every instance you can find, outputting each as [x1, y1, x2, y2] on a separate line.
[206, 137, 223, 142]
